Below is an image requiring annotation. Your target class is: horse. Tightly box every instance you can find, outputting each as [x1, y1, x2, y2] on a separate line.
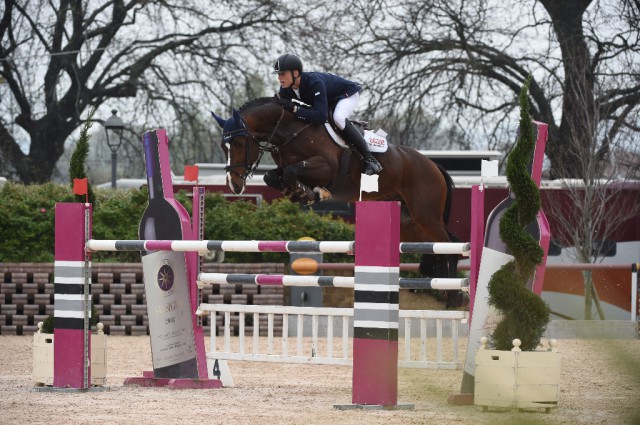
[212, 97, 462, 303]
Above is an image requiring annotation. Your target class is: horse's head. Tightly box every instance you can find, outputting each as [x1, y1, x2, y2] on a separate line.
[211, 108, 261, 194]
[212, 98, 288, 194]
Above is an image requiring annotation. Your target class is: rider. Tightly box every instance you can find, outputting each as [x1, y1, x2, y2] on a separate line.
[272, 53, 383, 175]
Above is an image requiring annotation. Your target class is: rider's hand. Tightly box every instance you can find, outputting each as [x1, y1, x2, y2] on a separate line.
[279, 98, 296, 113]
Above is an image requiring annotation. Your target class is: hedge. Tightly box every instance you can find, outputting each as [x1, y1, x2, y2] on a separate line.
[0, 182, 354, 263]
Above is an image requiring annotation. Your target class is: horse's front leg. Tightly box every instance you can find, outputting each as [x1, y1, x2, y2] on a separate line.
[281, 161, 333, 205]
[264, 168, 286, 192]
[262, 167, 314, 204]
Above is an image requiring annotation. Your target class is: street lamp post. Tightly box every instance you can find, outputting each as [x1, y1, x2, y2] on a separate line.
[104, 109, 124, 189]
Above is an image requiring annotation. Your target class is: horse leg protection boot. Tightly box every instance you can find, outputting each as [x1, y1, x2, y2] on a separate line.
[291, 181, 318, 205]
[342, 120, 383, 175]
[264, 169, 285, 192]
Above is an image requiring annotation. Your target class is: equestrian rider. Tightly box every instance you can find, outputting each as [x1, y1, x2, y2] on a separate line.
[272, 54, 383, 175]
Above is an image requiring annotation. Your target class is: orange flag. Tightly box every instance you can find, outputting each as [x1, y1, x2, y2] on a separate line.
[73, 177, 89, 203]
[184, 165, 199, 182]
[73, 178, 88, 195]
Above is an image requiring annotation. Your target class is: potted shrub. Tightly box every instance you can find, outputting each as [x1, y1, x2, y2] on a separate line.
[473, 77, 558, 411]
[33, 321, 108, 387]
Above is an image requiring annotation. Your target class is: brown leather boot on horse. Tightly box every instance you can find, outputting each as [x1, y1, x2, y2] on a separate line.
[342, 120, 383, 175]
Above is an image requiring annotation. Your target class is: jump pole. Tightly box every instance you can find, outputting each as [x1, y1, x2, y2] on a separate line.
[198, 273, 469, 291]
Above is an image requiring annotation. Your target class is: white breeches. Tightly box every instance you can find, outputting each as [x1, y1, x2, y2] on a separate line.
[332, 93, 360, 130]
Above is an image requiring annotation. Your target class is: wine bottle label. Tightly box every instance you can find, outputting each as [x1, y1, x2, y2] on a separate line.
[142, 251, 197, 369]
[464, 247, 513, 375]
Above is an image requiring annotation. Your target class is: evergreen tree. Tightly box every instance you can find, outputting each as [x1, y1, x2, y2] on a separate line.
[487, 77, 551, 351]
[69, 108, 97, 205]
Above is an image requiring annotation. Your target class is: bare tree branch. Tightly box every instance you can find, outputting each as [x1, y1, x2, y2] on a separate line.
[305, 0, 639, 178]
[0, 0, 308, 183]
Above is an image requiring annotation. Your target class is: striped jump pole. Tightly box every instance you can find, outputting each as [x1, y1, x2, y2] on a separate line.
[198, 272, 469, 291]
[399, 242, 470, 256]
[86, 239, 354, 254]
[51, 203, 92, 390]
[86, 239, 469, 255]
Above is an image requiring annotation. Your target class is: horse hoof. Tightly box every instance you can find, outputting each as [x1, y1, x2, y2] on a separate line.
[313, 187, 332, 201]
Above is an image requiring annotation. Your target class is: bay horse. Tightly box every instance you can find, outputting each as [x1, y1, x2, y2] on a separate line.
[212, 97, 462, 300]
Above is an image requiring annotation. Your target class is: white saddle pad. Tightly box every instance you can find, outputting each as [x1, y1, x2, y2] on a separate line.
[324, 124, 389, 152]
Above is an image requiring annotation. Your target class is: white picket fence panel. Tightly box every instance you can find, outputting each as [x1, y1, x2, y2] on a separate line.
[198, 304, 468, 370]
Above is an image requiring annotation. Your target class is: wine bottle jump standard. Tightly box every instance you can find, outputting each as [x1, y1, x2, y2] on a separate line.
[137, 129, 200, 380]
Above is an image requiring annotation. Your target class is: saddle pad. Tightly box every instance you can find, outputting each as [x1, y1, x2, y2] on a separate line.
[324, 124, 349, 148]
[324, 124, 389, 152]
[363, 129, 388, 152]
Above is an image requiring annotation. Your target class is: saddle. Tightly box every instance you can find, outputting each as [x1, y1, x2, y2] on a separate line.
[325, 111, 388, 153]
[324, 112, 388, 196]
[283, 98, 387, 196]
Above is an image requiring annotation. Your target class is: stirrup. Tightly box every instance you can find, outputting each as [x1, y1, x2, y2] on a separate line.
[364, 158, 383, 175]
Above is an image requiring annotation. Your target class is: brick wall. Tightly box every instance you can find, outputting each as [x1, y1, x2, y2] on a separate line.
[0, 263, 285, 336]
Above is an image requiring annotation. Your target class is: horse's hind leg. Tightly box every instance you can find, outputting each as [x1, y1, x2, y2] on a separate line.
[405, 195, 467, 306]
[414, 217, 462, 280]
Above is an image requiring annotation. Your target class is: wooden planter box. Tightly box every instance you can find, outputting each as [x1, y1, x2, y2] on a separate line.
[32, 323, 107, 387]
[474, 338, 560, 412]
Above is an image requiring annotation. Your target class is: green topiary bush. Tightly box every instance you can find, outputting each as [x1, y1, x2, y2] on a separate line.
[487, 76, 551, 351]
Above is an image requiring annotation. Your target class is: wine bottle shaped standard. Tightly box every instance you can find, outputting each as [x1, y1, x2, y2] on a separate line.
[139, 130, 199, 379]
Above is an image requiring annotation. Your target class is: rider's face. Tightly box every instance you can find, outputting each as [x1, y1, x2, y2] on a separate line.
[277, 71, 298, 89]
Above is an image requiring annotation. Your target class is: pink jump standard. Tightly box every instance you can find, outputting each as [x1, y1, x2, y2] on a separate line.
[335, 201, 414, 410]
[35, 203, 98, 392]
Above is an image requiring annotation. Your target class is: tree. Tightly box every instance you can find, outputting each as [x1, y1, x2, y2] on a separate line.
[0, 0, 304, 183]
[314, 0, 640, 179]
[369, 106, 469, 150]
[542, 72, 640, 319]
[68, 108, 96, 204]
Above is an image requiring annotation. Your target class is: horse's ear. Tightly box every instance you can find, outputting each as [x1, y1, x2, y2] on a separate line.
[232, 108, 242, 124]
[210, 111, 227, 129]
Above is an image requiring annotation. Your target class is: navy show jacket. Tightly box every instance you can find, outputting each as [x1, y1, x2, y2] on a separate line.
[278, 72, 362, 124]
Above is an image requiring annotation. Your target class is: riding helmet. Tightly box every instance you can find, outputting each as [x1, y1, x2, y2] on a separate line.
[273, 54, 303, 74]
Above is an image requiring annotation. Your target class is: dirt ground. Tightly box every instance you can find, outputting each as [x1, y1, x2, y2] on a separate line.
[0, 335, 639, 425]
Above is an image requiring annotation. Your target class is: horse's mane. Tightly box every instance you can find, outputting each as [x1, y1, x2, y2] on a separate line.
[238, 97, 278, 112]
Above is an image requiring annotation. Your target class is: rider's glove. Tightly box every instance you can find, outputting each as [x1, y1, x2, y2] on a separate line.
[279, 98, 296, 113]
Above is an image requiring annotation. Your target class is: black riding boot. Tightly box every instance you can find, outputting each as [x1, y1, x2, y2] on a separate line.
[342, 120, 383, 175]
